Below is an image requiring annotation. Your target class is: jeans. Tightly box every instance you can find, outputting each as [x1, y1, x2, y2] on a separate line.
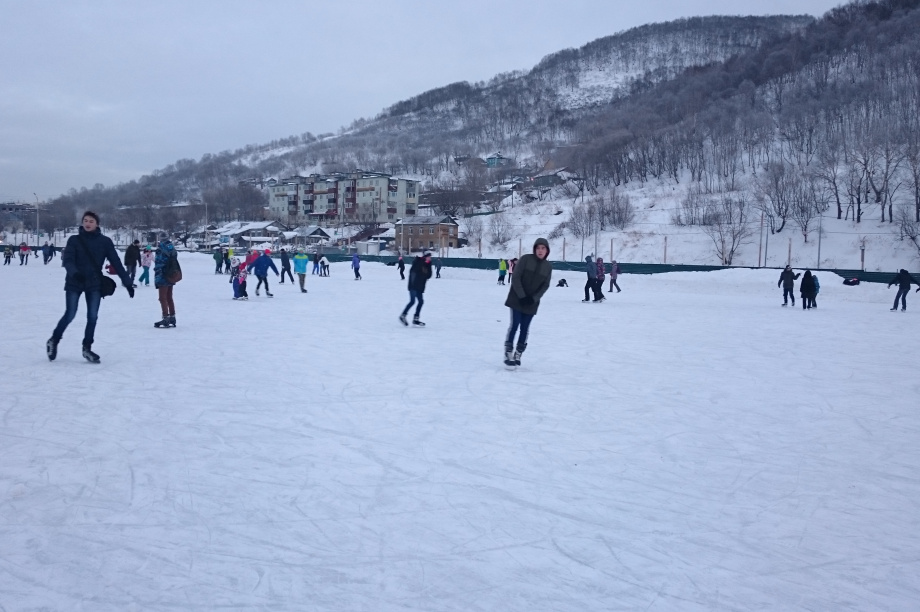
[402, 290, 424, 317]
[595, 278, 605, 300]
[312, 262, 319, 275]
[138, 266, 150, 285]
[353, 267, 361, 279]
[505, 308, 534, 352]
[158, 286, 175, 316]
[783, 287, 794, 304]
[894, 287, 909, 310]
[126, 264, 137, 283]
[52, 290, 101, 347]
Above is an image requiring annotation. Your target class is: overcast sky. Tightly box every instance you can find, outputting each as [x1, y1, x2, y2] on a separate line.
[0, 0, 844, 201]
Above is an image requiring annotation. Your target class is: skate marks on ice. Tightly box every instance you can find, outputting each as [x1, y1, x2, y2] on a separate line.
[1, 259, 920, 610]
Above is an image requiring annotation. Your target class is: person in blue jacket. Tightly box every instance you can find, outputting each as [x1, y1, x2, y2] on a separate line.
[351, 253, 362, 280]
[47, 211, 134, 363]
[247, 248, 279, 297]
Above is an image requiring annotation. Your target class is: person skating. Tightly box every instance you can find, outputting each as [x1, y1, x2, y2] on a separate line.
[124, 239, 141, 286]
[212, 248, 224, 274]
[279, 248, 294, 284]
[3, 245, 12, 265]
[397, 255, 406, 280]
[293, 247, 309, 292]
[247, 248, 279, 296]
[583, 255, 598, 302]
[399, 252, 433, 326]
[887, 268, 920, 311]
[41, 241, 52, 264]
[352, 253, 362, 280]
[19, 242, 29, 265]
[312, 251, 320, 275]
[223, 249, 231, 274]
[154, 232, 180, 327]
[507, 257, 517, 284]
[47, 211, 134, 363]
[229, 257, 249, 300]
[138, 246, 154, 286]
[799, 270, 816, 310]
[608, 260, 622, 293]
[811, 274, 820, 309]
[778, 265, 800, 307]
[504, 238, 553, 368]
[594, 257, 606, 302]
[319, 255, 330, 277]
[497, 259, 507, 285]
[435, 257, 443, 279]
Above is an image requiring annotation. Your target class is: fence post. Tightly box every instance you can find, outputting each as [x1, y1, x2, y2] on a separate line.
[787, 238, 792, 266]
[664, 236, 668, 264]
[562, 237, 566, 261]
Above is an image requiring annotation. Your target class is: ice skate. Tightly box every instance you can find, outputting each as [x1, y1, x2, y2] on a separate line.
[154, 316, 171, 328]
[513, 350, 523, 367]
[82, 346, 100, 363]
[46, 337, 58, 361]
[504, 348, 516, 369]
[167, 315, 176, 327]
[399, 313, 408, 326]
[412, 315, 425, 327]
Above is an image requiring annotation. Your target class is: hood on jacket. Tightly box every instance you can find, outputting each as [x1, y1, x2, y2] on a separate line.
[901, 269, 909, 274]
[532, 237, 550, 258]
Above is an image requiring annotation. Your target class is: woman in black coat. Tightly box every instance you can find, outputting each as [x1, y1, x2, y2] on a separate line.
[799, 270, 816, 311]
[504, 238, 553, 367]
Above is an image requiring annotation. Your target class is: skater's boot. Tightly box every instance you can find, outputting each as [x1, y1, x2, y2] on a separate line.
[399, 313, 408, 326]
[154, 315, 170, 328]
[266, 291, 273, 297]
[412, 315, 425, 326]
[46, 337, 59, 361]
[891, 307, 899, 311]
[168, 315, 176, 327]
[504, 343, 515, 367]
[513, 344, 525, 367]
[82, 344, 100, 363]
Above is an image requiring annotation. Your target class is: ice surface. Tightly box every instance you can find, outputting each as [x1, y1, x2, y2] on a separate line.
[2, 255, 919, 610]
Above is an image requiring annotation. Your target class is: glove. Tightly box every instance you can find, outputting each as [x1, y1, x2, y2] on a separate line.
[126, 285, 135, 298]
[519, 295, 535, 307]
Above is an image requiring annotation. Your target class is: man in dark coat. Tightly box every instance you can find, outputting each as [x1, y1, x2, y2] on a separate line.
[799, 270, 816, 310]
[504, 238, 553, 367]
[47, 211, 134, 363]
[279, 248, 294, 284]
[778, 265, 800, 307]
[399, 253, 432, 326]
[583, 254, 598, 302]
[397, 255, 406, 280]
[888, 268, 920, 311]
[124, 239, 142, 286]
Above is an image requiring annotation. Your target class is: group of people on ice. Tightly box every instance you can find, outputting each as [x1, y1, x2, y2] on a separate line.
[582, 256, 621, 302]
[778, 265, 820, 309]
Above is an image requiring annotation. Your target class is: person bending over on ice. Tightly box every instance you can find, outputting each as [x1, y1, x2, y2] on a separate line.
[778, 265, 800, 307]
[247, 248, 279, 297]
[47, 210, 134, 363]
[399, 252, 432, 326]
[504, 238, 553, 368]
[888, 268, 920, 311]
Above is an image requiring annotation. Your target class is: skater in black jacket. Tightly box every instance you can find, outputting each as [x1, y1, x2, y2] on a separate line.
[47, 211, 134, 363]
[504, 238, 553, 367]
[887, 269, 920, 311]
[778, 265, 800, 306]
[799, 270, 816, 310]
[399, 253, 432, 326]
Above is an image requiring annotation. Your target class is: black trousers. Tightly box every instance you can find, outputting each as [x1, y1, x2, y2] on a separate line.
[281, 267, 293, 283]
[783, 287, 794, 304]
[256, 275, 270, 292]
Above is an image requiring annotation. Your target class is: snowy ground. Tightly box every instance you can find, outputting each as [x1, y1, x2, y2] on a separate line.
[2, 254, 919, 611]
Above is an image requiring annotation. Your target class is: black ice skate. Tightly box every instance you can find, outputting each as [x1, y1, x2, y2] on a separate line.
[46, 337, 58, 361]
[154, 316, 171, 328]
[399, 313, 408, 326]
[82, 346, 100, 363]
[504, 346, 516, 368]
[412, 315, 425, 327]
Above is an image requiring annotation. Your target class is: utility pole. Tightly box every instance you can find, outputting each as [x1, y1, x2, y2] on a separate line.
[33, 193, 40, 243]
[758, 212, 764, 267]
[816, 210, 823, 269]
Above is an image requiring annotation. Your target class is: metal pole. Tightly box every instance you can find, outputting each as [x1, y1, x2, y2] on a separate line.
[816, 211, 823, 269]
[610, 238, 613, 262]
[787, 238, 792, 266]
[562, 237, 566, 261]
[664, 236, 668, 264]
[757, 212, 764, 267]
[764, 229, 769, 266]
[860, 244, 865, 271]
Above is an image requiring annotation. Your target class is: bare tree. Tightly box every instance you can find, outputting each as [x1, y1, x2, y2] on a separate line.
[488, 213, 514, 247]
[753, 162, 792, 234]
[461, 214, 484, 246]
[702, 195, 752, 265]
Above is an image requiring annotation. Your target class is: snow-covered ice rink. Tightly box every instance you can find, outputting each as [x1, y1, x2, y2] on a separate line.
[2, 254, 919, 611]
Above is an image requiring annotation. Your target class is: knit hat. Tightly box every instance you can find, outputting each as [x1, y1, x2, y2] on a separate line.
[264, 249, 271, 255]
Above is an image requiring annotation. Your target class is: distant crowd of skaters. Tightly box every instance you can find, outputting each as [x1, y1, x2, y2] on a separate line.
[19, 209, 920, 365]
[3, 241, 60, 266]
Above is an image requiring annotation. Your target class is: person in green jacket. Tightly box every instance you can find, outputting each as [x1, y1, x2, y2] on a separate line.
[504, 238, 553, 368]
[213, 248, 224, 274]
[497, 258, 507, 285]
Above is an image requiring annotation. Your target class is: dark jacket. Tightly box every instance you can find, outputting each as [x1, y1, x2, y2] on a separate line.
[61, 227, 131, 293]
[407, 256, 432, 293]
[889, 269, 920, 289]
[247, 253, 279, 277]
[280, 250, 291, 269]
[506, 238, 553, 316]
[124, 244, 141, 267]
[397, 257, 405, 271]
[585, 256, 597, 279]
[778, 268, 800, 288]
[800, 271, 816, 297]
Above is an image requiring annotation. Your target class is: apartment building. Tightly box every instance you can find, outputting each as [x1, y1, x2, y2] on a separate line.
[268, 171, 418, 226]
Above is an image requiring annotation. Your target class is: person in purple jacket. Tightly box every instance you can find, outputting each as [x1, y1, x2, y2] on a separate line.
[352, 253, 362, 280]
[247, 248, 279, 297]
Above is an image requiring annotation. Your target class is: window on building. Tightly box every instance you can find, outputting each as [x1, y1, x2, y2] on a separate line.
[408, 228, 413, 235]
[429, 227, 435, 234]
[429, 241, 434, 248]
